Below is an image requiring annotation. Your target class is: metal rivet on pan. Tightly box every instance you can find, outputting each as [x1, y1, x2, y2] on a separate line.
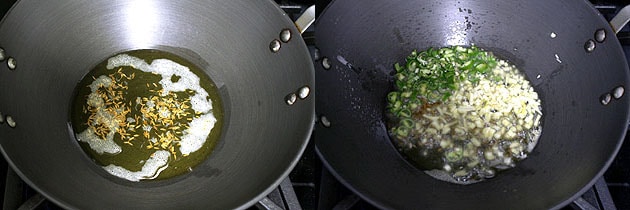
[297, 85, 310, 99]
[0, 48, 5, 61]
[584, 40, 596, 52]
[320, 115, 331, 127]
[6, 115, 15, 128]
[550, 32, 557, 38]
[7, 57, 16, 70]
[321, 57, 331, 70]
[270, 39, 281, 53]
[600, 93, 612, 105]
[613, 86, 625, 99]
[313, 48, 320, 60]
[594, 29, 606, 43]
[285, 93, 297, 105]
[279, 29, 292, 43]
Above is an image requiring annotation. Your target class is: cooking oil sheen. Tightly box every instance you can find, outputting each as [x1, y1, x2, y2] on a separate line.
[70, 49, 223, 181]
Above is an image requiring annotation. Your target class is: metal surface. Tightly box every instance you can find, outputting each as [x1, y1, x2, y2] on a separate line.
[257, 177, 303, 210]
[611, 5, 630, 33]
[0, 0, 315, 209]
[314, 0, 630, 209]
[258, 197, 285, 210]
[16, 193, 45, 210]
[295, 5, 315, 33]
[594, 177, 617, 210]
[332, 194, 360, 210]
[3, 167, 24, 210]
[279, 177, 303, 210]
[574, 197, 600, 210]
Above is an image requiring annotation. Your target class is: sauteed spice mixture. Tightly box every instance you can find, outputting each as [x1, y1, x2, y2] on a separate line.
[84, 68, 198, 159]
[387, 46, 542, 184]
[72, 50, 223, 181]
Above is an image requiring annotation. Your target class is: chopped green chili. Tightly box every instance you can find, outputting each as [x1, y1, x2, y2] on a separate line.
[387, 45, 497, 117]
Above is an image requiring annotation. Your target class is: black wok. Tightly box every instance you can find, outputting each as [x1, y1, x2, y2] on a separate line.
[314, 0, 630, 209]
[0, 0, 314, 209]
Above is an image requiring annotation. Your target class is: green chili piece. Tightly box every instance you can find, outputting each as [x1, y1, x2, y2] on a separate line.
[400, 118, 414, 128]
[446, 150, 463, 162]
[387, 92, 399, 103]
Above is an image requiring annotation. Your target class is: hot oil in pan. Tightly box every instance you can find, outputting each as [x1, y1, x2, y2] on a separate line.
[386, 46, 543, 184]
[70, 49, 224, 182]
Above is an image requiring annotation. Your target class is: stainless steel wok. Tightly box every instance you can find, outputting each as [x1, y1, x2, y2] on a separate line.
[0, 0, 315, 209]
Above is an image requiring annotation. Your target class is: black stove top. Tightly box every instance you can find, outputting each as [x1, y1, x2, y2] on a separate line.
[0, 1, 629, 210]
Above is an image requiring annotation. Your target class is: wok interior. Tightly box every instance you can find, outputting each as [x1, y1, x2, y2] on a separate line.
[0, 1, 314, 209]
[314, 0, 630, 209]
